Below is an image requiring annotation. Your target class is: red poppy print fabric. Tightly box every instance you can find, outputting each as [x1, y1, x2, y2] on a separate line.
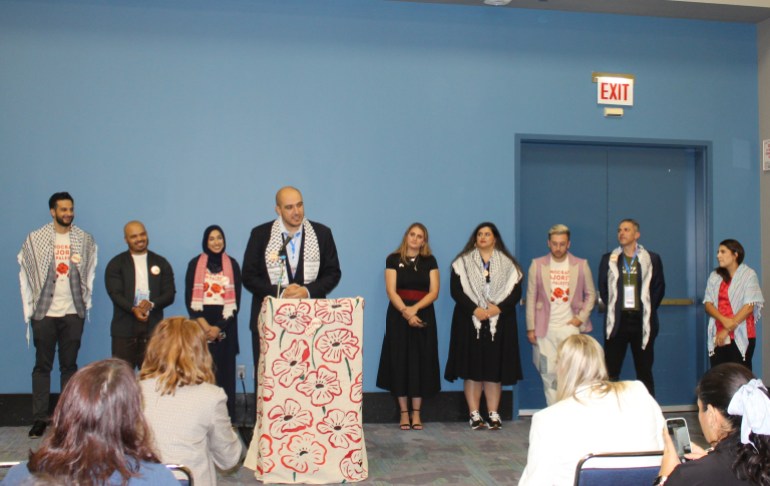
[244, 297, 368, 483]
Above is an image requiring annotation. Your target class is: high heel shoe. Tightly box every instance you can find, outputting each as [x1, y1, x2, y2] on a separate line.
[399, 410, 411, 431]
[411, 409, 423, 430]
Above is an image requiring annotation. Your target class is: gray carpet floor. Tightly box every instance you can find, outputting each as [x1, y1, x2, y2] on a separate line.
[0, 412, 702, 485]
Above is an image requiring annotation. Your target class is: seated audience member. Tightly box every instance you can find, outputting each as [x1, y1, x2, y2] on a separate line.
[518, 334, 664, 485]
[657, 363, 770, 485]
[2, 359, 178, 485]
[139, 316, 243, 486]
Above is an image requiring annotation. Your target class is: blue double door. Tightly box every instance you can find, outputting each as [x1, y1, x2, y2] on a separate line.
[517, 140, 709, 410]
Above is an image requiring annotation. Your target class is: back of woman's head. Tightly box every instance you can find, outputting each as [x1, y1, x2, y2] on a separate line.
[28, 358, 159, 484]
[696, 363, 753, 431]
[555, 334, 610, 402]
[140, 316, 215, 395]
[698, 363, 770, 484]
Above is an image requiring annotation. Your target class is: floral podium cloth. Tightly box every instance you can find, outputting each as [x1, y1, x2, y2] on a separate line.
[244, 297, 368, 483]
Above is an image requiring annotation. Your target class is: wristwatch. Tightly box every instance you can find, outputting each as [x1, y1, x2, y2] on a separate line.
[653, 475, 668, 485]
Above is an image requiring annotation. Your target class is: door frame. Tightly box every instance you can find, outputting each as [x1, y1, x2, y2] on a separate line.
[513, 134, 713, 416]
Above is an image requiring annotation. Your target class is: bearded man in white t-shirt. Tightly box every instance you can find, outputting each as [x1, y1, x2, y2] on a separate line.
[525, 224, 596, 405]
[18, 192, 98, 438]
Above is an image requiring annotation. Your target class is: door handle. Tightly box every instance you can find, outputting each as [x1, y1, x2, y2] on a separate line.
[660, 298, 694, 306]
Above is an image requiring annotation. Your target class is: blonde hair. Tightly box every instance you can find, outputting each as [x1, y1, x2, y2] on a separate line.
[139, 316, 215, 395]
[392, 222, 433, 263]
[548, 224, 570, 240]
[555, 334, 626, 403]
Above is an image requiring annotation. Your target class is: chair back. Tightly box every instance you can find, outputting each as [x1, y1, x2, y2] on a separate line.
[0, 462, 21, 481]
[166, 464, 194, 486]
[574, 450, 662, 486]
[1, 462, 193, 485]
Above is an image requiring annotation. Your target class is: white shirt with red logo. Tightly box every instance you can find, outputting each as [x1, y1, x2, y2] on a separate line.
[548, 257, 572, 329]
[47, 232, 76, 317]
[203, 270, 230, 306]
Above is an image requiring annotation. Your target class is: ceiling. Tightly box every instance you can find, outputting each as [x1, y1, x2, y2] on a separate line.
[393, 0, 770, 23]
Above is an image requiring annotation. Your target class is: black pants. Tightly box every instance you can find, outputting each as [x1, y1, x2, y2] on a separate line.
[710, 338, 755, 371]
[31, 315, 84, 421]
[112, 335, 150, 370]
[605, 311, 656, 397]
[209, 339, 236, 418]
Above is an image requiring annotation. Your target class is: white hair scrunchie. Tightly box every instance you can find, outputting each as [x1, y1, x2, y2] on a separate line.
[727, 378, 770, 448]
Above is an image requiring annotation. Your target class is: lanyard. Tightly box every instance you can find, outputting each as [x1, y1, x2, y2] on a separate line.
[283, 231, 302, 278]
[287, 231, 301, 258]
[622, 249, 638, 285]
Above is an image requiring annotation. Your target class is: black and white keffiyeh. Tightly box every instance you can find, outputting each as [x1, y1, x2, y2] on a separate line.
[452, 248, 521, 341]
[18, 222, 97, 323]
[264, 219, 320, 287]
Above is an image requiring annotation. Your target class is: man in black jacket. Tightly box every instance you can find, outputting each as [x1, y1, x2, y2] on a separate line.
[242, 186, 341, 385]
[105, 220, 175, 369]
[598, 218, 665, 397]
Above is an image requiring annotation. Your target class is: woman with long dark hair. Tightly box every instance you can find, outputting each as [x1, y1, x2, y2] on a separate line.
[658, 363, 770, 485]
[444, 222, 523, 430]
[140, 317, 242, 486]
[185, 224, 242, 417]
[2, 359, 178, 485]
[704, 239, 764, 369]
[376, 222, 441, 430]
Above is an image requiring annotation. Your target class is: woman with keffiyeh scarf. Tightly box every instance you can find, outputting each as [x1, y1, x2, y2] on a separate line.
[704, 239, 764, 370]
[185, 225, 242, 418]
[444, 222, 523, 430]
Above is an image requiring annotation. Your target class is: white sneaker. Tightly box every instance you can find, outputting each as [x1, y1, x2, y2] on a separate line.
[488, 411, 502, 430]
[469, 410, 487, 430]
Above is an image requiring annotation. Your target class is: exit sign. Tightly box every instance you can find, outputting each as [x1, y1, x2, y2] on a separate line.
[592, 72, 634, 106]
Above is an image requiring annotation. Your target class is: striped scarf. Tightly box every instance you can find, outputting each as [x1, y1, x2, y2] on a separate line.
[704, 264, 764, 360]
[190, 253, 238, 319]
[605, 245, 653, 349]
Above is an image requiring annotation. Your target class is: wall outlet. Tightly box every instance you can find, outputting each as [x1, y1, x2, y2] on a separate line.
[237, 364, 246, 380]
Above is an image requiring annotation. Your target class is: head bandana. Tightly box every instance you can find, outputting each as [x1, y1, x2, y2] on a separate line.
[727, 379, 770, 448]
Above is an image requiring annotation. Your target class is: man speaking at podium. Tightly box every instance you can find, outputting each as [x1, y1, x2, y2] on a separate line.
[242, 186, 342, 384]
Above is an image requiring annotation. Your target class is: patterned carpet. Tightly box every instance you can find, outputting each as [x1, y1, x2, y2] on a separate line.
[0, 412, 701, 485]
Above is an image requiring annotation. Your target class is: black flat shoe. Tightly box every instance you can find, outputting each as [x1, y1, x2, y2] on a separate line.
[29, 420, 47, 438]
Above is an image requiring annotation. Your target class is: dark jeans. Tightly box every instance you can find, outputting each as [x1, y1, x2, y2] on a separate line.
[710, 337, 755, 371]
[605, 311, 656, 397]
[31, 315, 84, 421]
[112, 335, 150, 370]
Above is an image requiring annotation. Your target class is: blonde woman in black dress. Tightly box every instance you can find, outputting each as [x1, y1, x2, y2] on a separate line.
[377, 223, 441, 430]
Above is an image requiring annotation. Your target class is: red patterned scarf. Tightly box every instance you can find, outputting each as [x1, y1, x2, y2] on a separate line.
[190, 252, 237, 319]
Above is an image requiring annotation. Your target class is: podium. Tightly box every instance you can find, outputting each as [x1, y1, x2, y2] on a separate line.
[244, 297, 368, 483]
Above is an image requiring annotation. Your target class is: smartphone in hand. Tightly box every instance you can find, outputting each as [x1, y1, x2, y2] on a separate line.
[666, 417, 692, 463]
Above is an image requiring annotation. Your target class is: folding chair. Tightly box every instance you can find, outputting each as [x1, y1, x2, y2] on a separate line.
[574, 450, 663, 486]
[0, 462, 21, 481]
[166, 464, 194, 486]
[1, 462, 192, 484]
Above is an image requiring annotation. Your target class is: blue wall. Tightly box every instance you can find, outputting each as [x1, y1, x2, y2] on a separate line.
[0, 0, 760, 394]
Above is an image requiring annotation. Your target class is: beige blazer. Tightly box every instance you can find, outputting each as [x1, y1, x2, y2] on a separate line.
[141, 378, 243, 486]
